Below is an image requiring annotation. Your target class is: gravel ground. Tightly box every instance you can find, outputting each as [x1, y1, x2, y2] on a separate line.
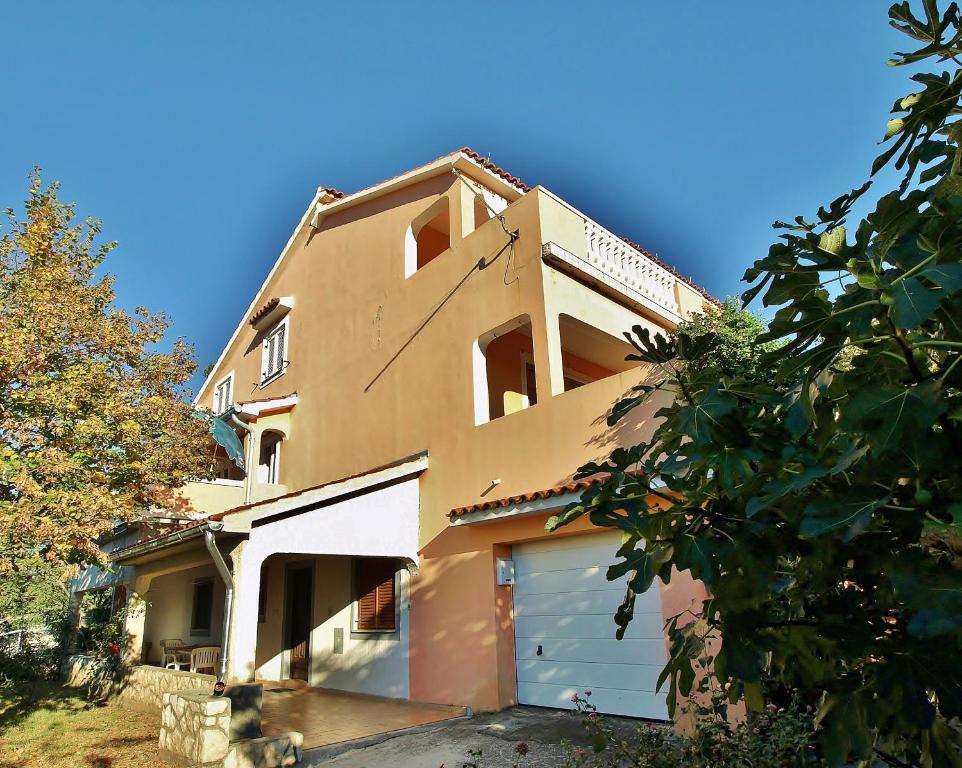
[303, 706, 655, 768]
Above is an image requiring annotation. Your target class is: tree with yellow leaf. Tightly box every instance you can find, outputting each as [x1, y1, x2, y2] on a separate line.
[0, 172, 212, 572]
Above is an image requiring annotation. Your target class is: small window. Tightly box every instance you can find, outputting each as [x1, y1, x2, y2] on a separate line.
[213, 373, 234, 415]
[353, 558, 396, 632]
[257, 431, 282, 484]
[190, 579, 214, 635]
[261, 319, 288, 383]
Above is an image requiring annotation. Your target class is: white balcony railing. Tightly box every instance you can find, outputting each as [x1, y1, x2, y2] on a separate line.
[539, 189, 682, 321]
[583, 221, 679, 317]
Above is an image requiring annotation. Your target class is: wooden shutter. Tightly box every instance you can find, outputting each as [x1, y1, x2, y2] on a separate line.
[355, 558, 396, 631]
[275, 323, 286, 373]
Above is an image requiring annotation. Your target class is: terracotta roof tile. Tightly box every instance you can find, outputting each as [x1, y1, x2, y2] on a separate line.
[449, 474, 609, 518]
[458, 147, 531, 193]
[249, 297, 280, 327]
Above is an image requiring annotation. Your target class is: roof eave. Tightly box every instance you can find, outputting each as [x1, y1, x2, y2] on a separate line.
[309, 151, 526, 230]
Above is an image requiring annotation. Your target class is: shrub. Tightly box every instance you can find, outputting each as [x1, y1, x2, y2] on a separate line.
[561, 692, 822, 768]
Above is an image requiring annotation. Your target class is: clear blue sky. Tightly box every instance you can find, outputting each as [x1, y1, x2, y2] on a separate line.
[0, 2, 912, 392]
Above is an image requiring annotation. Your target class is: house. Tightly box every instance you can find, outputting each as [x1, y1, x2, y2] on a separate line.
[70, 148, 714, 721]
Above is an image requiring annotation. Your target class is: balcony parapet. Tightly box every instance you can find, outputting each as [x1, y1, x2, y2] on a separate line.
[542, 236, 681, 324]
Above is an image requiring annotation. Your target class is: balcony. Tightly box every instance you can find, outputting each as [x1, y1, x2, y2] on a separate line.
[540, 196, 683, 323]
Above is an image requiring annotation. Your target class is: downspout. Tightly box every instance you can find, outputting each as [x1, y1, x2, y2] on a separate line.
[204, 522, 233, 683]
[229, 411, 254, 504]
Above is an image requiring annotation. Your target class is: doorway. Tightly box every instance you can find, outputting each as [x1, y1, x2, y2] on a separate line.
[284, 564, 313, 682]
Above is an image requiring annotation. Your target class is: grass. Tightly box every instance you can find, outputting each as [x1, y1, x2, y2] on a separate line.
[0, 681, 177, 768]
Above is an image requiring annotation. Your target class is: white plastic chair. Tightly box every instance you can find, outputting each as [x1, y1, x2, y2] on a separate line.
[190, 646, 220, 675]
[161, 638, 189, 669]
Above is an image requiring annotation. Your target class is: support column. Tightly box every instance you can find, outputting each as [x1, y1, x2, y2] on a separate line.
[539, 307, 566, 397]
[226, 540, 264, 683]
[124, 574, 153, 665]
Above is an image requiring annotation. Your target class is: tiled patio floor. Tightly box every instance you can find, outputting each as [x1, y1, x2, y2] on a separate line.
[258, 682, 468, 750]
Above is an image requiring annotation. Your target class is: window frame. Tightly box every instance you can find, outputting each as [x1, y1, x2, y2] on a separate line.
[213, 371, 235, 415]
[257, 432, 282, 485]
[189, 578, 215, 637]
[260, 316, 289, 385]
[351, 558, 400, 638]
[520, 352, 538, 408]
[562, 365, 593, 391]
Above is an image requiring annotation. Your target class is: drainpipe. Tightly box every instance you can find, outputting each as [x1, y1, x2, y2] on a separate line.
[204, 522, 233, 683]
[228, 412, 254, 504]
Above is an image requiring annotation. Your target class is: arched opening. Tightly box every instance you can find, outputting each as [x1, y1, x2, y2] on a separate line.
[257, 431, 283, 485]
[404, 198, 451, 277]
[473, 315, 537, 425]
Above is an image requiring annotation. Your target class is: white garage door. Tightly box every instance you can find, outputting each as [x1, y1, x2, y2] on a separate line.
[513, 532, 669, 720]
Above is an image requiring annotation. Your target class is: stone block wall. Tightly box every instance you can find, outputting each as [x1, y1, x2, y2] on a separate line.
[63, 656, 216, 709]
[159, 690, 231, 767]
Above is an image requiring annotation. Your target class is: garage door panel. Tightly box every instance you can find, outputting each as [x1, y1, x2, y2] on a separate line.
[512, 533, 669, 721]
[515, 612, 665, 641]
[516, 658, 662, 692]
[514, 637, 668, 667]
[512, 567, 613, 595]
[513, 587, 661, 617]
[517, 681, 668, 720]
[509, 533, 622, 557]
[513, 541, 624, 575]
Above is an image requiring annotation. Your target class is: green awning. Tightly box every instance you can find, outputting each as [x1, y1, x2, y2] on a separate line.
[210, 413, 245, 470]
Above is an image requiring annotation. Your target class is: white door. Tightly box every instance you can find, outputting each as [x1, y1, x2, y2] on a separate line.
[512, 532, 670, 720]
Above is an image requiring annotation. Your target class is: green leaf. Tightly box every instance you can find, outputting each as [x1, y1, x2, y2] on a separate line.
[840, 381, 945, 455]
[676, 385, 737, 444]
[800, 493, 887, 540]
[890, 275, 943, 327]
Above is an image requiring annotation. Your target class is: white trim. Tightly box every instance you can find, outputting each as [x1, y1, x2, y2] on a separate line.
[196, 152, 527, 406]
[472, 339, 490, 427]
[311, 152, 525, 232]
[213, 370, 235, 415]
[260, 315, 289, 385]
[194, 192, 321, 406]
[233, 394, 298, 420]
[219, 452, 429, 533]
[450, 490, 583, 526]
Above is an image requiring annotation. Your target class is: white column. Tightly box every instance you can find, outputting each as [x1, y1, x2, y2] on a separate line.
[226, 540, 264, 683]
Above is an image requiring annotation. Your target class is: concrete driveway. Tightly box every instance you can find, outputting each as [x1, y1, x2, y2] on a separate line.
[302, 706, 653, 768]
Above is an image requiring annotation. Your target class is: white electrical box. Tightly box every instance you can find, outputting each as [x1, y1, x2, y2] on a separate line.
[496, 558, 515, 585]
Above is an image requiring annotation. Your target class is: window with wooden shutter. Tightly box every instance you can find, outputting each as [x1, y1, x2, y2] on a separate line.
[261, 318, 288, 383]
[354, 558, 396, 632]
[214, 373, 234, 415]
